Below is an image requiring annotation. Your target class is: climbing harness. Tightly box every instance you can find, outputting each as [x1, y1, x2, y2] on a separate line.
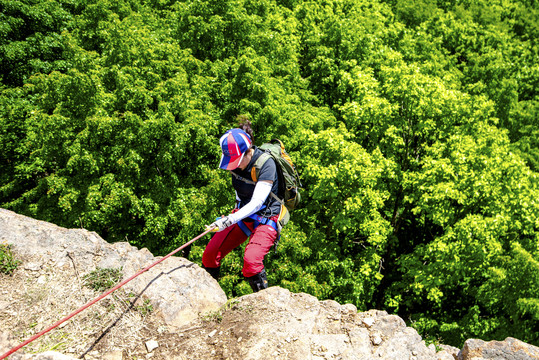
[237, 213, 280, 236]
[0, 227, 215, 360]
[233, 200, 283, 251]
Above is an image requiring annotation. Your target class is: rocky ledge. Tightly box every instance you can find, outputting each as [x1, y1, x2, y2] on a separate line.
[1, 208, 538, 360]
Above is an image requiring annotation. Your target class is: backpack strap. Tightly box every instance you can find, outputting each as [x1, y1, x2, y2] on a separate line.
[229, 152, 271, 184]
[231, 169, 284, 204]
[230, 152, 287, 220]
[252, 152, 286, 206]
[230, 171, 256, 185]
[250, 152, 271, 182]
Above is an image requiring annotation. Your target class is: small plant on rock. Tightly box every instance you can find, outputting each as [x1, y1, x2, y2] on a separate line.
[136, 298, 154, 316]
[0, 243, 20, 275]
[83, 267, 123, 292]
[201, 298, 245, 323]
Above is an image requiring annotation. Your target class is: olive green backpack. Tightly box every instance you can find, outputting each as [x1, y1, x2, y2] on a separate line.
[234, 139, 301, 227]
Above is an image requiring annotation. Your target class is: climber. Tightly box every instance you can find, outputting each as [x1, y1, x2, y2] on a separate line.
[202, 117, 282, 292]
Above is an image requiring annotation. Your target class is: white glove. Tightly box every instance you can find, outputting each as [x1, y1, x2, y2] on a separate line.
[208, 216, 234, 232]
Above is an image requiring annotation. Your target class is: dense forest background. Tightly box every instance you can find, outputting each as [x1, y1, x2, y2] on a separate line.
[1, 0, 538, 348]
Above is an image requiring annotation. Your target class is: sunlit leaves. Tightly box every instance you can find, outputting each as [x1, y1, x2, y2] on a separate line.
[479, 243, 539, 343]
[0, 0, 74, 86]
[297, 127, 393, 305]
[0, 0, 538, 347]
[393, 114, 539, 344]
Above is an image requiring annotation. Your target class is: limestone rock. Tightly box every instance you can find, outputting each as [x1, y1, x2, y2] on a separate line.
[439, 344, 460, 359]
[3, 208, 539, 360]
[0, 208, 227, 330]
[145, 340, 159, 352]
[174, 286, 441, 360]
[458, 337, 539, 360]
[102, 350, 124, 360]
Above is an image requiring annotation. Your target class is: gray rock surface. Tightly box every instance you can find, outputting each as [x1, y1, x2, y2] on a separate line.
[458, 337, 539, 360]
[2, 208, 539, 360]
[0, 208, 227, 330]
[172, 287, 454, 360]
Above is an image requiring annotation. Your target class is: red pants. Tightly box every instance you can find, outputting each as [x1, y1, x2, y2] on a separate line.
[202, 218, 278, 277]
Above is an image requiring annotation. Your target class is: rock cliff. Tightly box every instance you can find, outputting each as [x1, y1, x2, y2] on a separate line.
[0, 209, 538, 360]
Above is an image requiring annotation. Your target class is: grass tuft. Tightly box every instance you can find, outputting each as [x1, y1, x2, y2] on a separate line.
[0, 243, 20, 275]
[83, 267, 123, 292]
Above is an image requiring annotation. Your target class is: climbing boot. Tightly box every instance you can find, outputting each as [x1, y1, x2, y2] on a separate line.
[247, 269, 268, 292]
[203, 265, 220, 281]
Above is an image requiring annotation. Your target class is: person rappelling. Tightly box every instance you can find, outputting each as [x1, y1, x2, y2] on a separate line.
[202, 117, 301, 292]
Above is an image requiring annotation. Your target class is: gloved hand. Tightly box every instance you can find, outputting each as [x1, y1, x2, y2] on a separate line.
[207, 216, 234, 232]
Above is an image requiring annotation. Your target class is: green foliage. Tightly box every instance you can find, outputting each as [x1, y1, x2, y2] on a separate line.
[1, 0, 538, 348]
[200, 298, 249, 323]
[386, 118, 539, 344]
[0, 0, 74, 86]
[287, 126, 394, 306]
[134, 298, 154, 316]
[0, 243, 20, 275]
[83, 267, 123, 292]
[478, 242, 539, 344]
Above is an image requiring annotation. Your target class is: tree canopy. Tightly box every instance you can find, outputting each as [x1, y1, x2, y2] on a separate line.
[1, 0, 537, 347]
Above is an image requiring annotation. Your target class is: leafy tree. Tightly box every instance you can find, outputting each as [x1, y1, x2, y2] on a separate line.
[387, 116, 539, 344]
[0, 0, 74, 86]
[479, 243, 539, 344]
[291, 126, 394, 306]
[0, 0, 538, 348]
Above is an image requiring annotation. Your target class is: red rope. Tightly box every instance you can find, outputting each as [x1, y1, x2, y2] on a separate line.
[1, 227, 215, 359]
